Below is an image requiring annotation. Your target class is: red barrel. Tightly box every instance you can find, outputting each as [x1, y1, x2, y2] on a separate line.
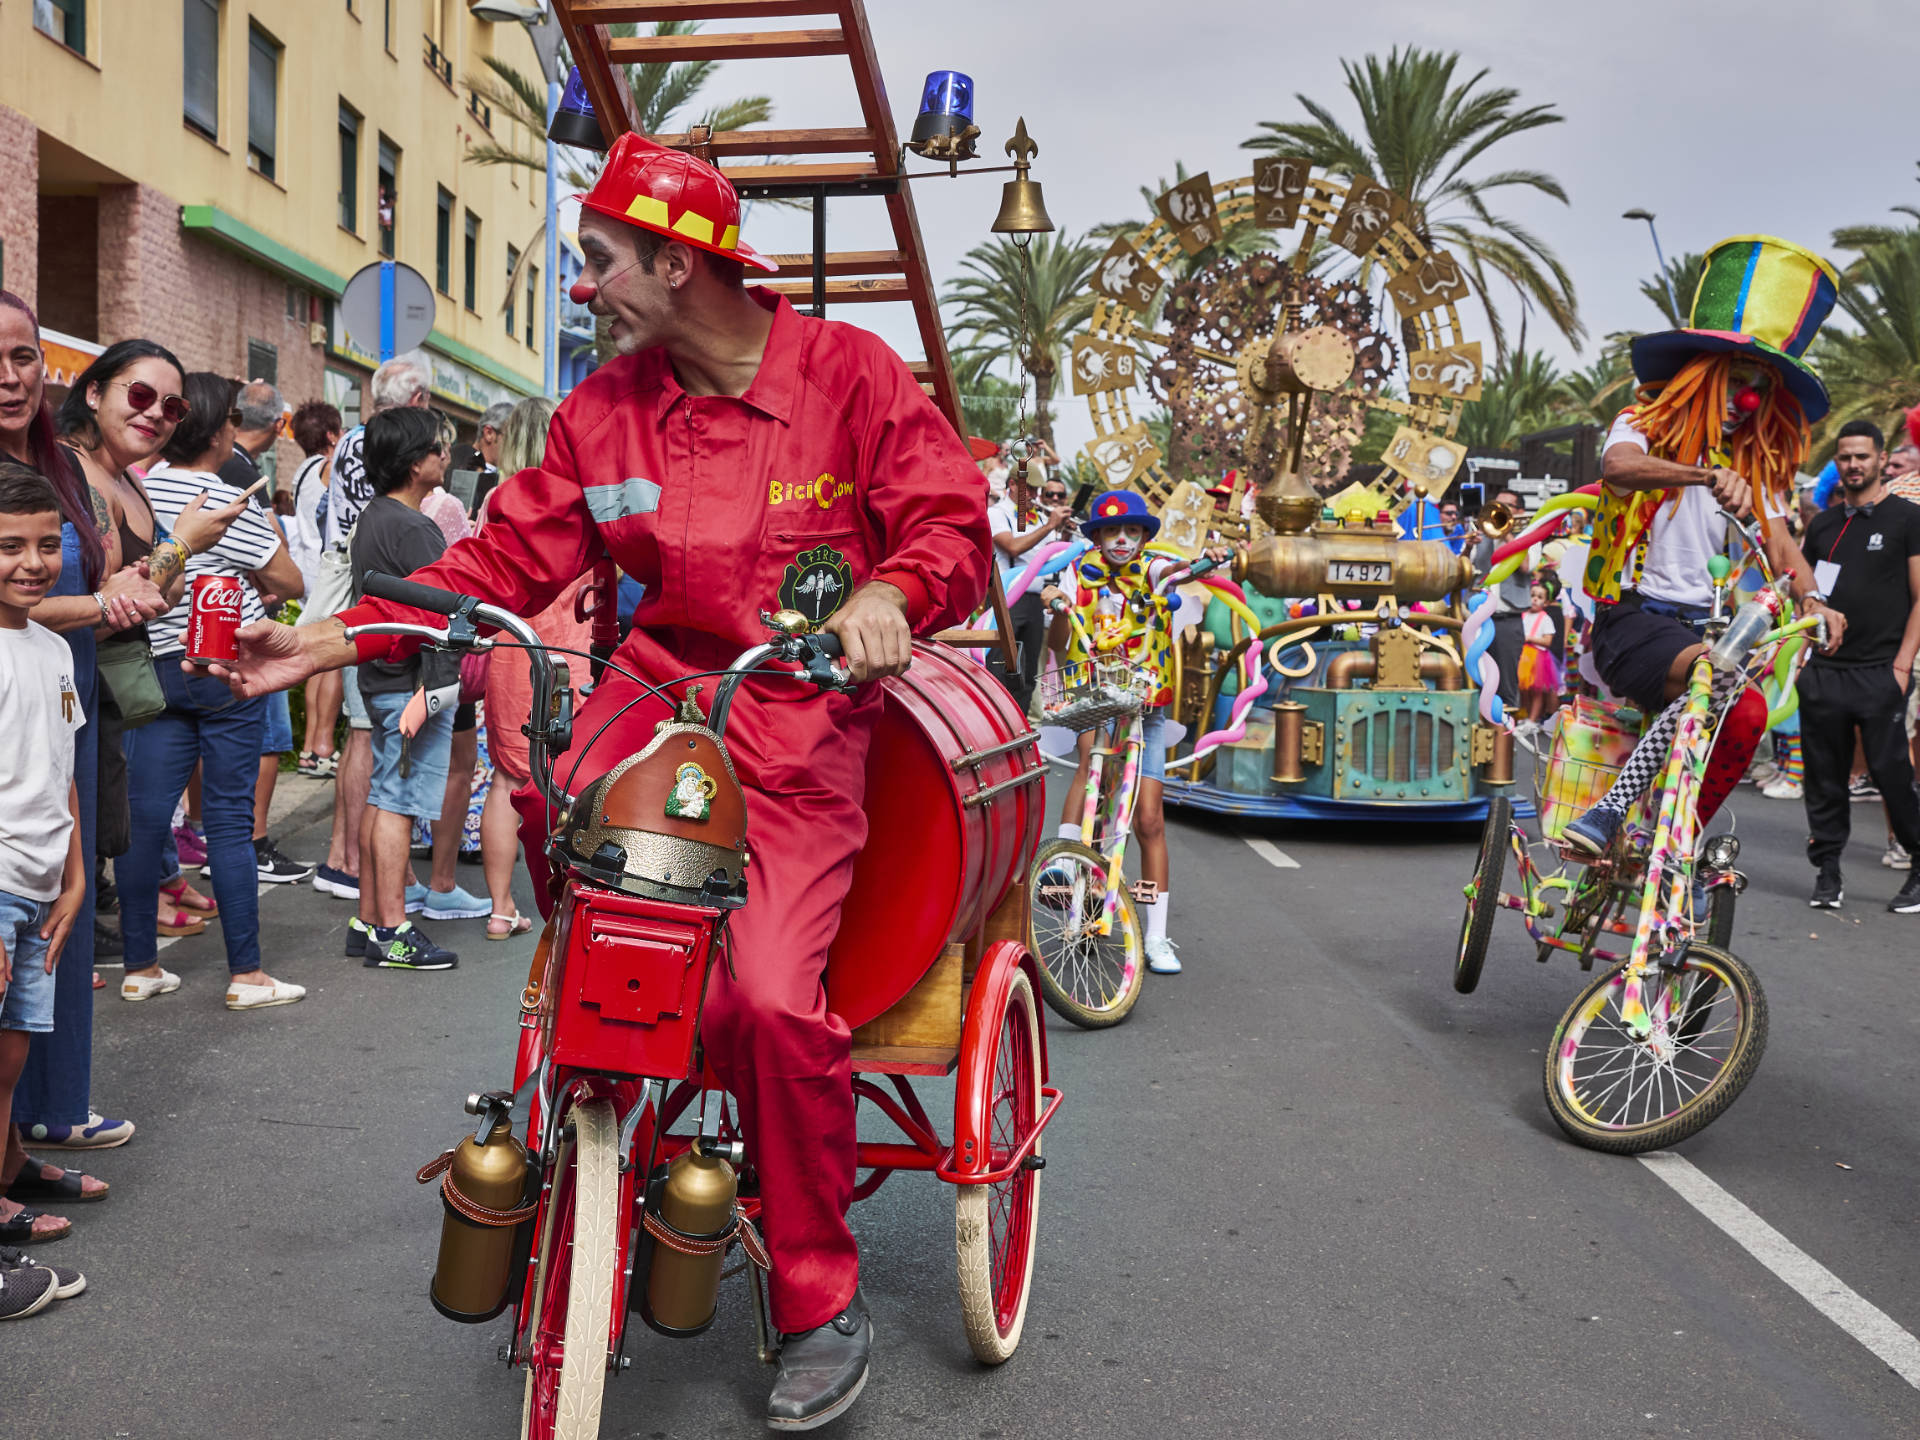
[185, 574, 245, 665]
[825, 643, 1044, 1029]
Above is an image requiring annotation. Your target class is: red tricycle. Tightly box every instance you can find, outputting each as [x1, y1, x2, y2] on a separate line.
[352, 577, 1057, 1439]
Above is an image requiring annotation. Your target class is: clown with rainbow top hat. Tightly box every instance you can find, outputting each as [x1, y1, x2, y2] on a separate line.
[1561, 234, 1847, 859]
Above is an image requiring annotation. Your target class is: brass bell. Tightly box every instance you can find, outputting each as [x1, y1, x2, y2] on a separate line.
[990, 118, 1054, 237]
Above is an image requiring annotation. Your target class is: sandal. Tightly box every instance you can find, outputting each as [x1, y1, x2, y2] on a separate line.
[156, 905, 207, 938]
[486, 911, 534, 941]
[161, 876, 216, 915]
[0, 1207, 70, 1244]
[6, 1165, 106, 1204]
[92, 972, 104, 991]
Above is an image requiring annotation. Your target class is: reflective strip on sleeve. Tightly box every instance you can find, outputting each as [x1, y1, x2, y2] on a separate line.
[582, 478, 663, 526]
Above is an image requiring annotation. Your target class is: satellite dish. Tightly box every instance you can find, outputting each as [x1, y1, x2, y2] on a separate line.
[339, 261, 435, 359]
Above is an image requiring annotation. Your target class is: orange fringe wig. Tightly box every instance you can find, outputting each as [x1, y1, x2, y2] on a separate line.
[1627, 352, 1809, 541]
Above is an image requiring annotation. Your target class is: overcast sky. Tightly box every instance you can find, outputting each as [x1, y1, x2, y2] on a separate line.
[647, 0, 1916, 454]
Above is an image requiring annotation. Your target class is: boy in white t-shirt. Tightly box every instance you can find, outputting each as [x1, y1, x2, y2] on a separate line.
[0, 464, 89, 1253]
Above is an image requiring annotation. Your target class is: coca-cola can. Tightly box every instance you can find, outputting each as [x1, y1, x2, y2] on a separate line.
[186, 574, 245, 665]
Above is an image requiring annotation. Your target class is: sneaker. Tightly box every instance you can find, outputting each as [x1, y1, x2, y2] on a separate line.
[1562, 806, 1622, 858]
[1810, 865, 1844, 910]
[225, 978, 307, 1010]
[0, 1265, 57, 1321]
[1760, 776, 1804, 800]
[255, 837, 316, 885]
[1883, 839, 1914, 870]
[422, 883, 490, 921]
[172, 823, 207, 868]
[1891, 872, 1920, 914]
[1747, 760, 1781, 787]
[22, 1111, 135, 1150]
[1849, 774, 1880, 802]
[1144, 936, 1182, 974]
[345, 917, 371, 958]
[311, 864, 360, 900]
[404, 881, 429, 915]
[0, 1245, 87, 1300]
[368, 923, 458, 971]
[121, 967, 182, 1002]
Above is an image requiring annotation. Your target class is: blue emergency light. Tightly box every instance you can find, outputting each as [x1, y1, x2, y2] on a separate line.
[547, 66, 607, 151]
[910, 70, 975, 146]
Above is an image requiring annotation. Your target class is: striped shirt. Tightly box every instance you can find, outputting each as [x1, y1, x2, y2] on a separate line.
[144, 464, 286, 658]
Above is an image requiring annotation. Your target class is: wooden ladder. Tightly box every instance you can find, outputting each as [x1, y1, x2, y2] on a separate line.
[552, 0, 1016, 656]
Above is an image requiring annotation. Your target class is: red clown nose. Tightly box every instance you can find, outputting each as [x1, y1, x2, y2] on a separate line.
[569, 278, 596, 305]
[1734, 386, 1762, 414]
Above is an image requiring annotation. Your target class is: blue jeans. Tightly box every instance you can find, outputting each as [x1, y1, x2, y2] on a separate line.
[0, 891, 56, 1033]
[122, 664, 268, 977]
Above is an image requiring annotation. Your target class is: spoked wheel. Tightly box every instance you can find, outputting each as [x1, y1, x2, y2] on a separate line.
[520, 1098, 621, 1440]
[1543, 944, 1767, 1154]
[1455, 796, 1511, 994]
[957, 968, 1042, 1364]
[1027, 839, 1143, 1028]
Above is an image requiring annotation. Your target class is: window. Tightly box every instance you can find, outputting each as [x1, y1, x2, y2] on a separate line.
[435, 189, 454, 294]
[34, 0, 86, 54]
[183, 0, 220, 141]
[505, 245, 520, 336]
[382, 0, 391, 53]
[463, 211, 480, 313]
[246, 340, 278, 388]
[377, 137, 398, 257]
[247, 26, 280, 181]
[337, 105, 360, 231]
[526, 265, 538, 349]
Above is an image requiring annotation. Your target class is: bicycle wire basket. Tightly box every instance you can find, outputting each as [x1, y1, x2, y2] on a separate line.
[1038, 657, 1153, 733]
[1534, 695, 1644, 843]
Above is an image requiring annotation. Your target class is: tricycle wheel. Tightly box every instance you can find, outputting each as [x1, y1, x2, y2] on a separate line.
[956, 968, 1041, 1364]
[1454, 796, 1511, 994]
[520, 1098, 621, 1440]
[1027, 839, 1144, 1028]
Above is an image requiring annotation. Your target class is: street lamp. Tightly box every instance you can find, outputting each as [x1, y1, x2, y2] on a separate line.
[471, 2, 565, 398]
[1623, 208, 1680, 323]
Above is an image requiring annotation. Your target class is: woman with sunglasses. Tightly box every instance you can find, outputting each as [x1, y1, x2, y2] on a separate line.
[0, 293, 169, 1226]
[121, 372, 307, 1011]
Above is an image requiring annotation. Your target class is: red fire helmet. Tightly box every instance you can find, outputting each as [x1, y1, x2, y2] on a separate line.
[577, 132, 777, 273]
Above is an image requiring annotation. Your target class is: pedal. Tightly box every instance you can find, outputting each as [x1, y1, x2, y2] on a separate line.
[1130, 879, 1160, 905]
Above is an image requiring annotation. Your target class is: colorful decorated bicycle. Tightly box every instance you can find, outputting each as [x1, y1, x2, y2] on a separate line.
[1452, 522, 1827, 1153]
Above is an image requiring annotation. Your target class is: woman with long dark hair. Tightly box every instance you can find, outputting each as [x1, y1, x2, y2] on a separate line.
[0, 292, 168, 1220]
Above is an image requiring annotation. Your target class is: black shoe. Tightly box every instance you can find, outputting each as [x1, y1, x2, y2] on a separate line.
[0, 1264, 56, 1321]
[1890, 871, 1920, 914]
[368, 923, 458, 971]
[1810, 864, 1844, 909]
[95, 866, 118, 916]
[0, 1244, 86, 1299]
[93, 918, 123, 959]
[345, 917, 370, 958]
[255, 837, 316, 885]
[767, 1287, 871, 1431]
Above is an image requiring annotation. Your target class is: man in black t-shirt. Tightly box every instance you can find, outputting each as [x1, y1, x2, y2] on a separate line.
[1797, 419, 1920, 912]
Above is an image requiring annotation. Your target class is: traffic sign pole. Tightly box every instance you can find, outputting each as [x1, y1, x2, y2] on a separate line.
[379, 260, 396, 362]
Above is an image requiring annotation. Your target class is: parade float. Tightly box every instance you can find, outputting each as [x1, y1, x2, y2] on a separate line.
[1049, 161, 1525, 820]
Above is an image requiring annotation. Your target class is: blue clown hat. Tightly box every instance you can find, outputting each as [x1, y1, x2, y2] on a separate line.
[1082, 489, 1159, 539]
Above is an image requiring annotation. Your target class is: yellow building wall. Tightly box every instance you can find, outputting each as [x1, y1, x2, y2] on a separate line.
[2, 0, 549, 398]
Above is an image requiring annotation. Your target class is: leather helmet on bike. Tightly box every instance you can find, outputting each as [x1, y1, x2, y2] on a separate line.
[561, 706, 750, 909]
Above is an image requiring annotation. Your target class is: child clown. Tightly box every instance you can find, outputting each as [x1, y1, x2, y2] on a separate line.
[1042, 489, 1221, 974]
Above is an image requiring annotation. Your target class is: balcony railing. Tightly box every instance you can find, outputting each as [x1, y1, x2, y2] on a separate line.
[423, 35, 452, 87]
[466, 91, 492, 129]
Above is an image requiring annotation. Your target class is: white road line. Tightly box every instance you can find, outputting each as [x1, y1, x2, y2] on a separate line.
[1639, 1150, 1920, 1389]
[1243, 837, 1299, 870]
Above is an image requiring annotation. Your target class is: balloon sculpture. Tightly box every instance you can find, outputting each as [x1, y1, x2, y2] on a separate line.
[1460, 588, 1507, 727]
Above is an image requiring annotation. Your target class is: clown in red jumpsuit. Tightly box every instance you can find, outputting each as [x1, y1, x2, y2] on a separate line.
[209, 135, 988, 1428]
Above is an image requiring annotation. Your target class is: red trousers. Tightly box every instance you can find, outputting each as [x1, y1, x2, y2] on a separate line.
[516, 667, 871, 1334]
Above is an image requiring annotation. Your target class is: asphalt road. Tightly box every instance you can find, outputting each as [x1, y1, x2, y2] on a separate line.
[7, 768, 1919, 1439]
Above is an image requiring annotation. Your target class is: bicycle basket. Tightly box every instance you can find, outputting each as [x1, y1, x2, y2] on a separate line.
[1536, 695, 1643, 842]
[1039, 657, 1151, 732]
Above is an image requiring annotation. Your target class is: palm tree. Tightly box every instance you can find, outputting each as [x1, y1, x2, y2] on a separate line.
[1810, 225, 1920, 449]
[942, 233, 1105, 447]
[1554, 344, 1638, 427]
[1455, 347, 1563, 450]
[1243, 46, 1583, 358]
[1638, 251, 1705, 329]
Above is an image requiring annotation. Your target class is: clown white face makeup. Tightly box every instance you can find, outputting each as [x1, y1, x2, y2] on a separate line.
[1723, 359, 1773, 431]
[1097, 522, 1147, 565]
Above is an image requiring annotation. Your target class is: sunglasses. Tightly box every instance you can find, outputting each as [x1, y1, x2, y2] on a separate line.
[110, 380, 190, 425]
[1040, 489, 1069, 501]
[228, 408, 245, 427]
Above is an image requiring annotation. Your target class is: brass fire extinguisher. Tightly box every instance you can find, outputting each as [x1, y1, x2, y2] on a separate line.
[641, 1139, 745, 1337]
[420, 1093, 535, 1324]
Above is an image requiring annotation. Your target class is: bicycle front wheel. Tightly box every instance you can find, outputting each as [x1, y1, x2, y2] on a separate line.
[1543, 944, 1767, 1154]
[1027, 839, 1144, 1029]
[1455, 796, 1510, 994]
[520, 1097, 621, 1440]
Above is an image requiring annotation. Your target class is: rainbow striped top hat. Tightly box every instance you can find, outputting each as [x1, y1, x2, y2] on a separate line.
[1630, 234, 1840, 421]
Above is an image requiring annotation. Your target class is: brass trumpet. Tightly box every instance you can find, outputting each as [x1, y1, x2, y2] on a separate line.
[1473, 501, 1517, 540]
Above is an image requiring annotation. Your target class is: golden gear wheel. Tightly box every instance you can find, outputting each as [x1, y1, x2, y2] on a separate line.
[1074, 165, 1481, 532]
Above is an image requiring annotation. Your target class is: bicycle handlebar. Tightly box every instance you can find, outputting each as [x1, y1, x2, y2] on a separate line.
[363, 570, 469, 617]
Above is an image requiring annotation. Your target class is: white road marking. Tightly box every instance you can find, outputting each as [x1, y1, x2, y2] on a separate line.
[1243, 837, 1299, 870]
[1639, 1150, 1920, 1389]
